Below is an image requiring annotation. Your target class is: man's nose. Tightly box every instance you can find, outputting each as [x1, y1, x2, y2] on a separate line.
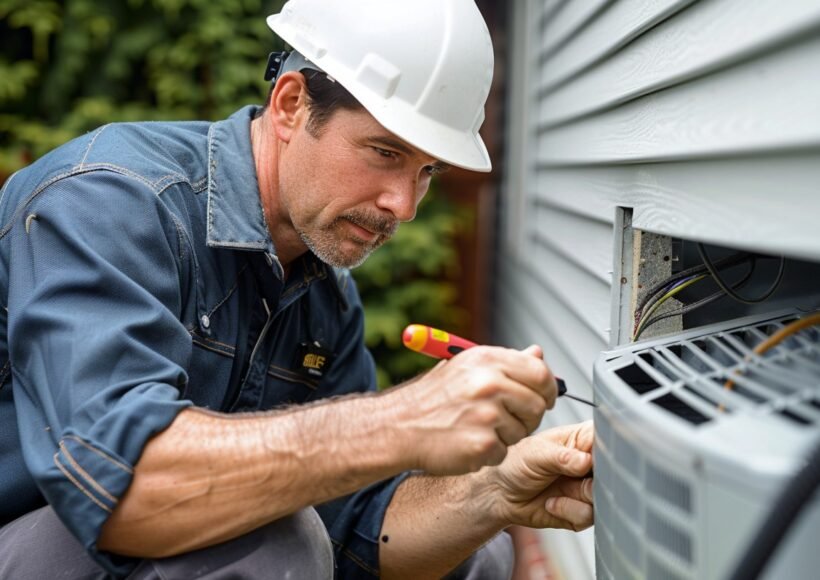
[376, 176, 424, 222]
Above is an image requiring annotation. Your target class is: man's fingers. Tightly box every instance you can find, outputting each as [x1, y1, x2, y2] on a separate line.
[493, 406, 530, 446]
[499, 383, 548, 435]
[567, 420, 595, 453]
[545, 476, 594, 504]
[455, 345, 557, 405]
[537, 421, 595, 455]
[544, 495, 594, 531]
[501, 350, 557, 404]
[543, 478, 595, 530]
[521, 344, 543, 359]
[540, 444, 593, 478]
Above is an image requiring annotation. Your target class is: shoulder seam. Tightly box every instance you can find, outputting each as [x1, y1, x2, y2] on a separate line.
[0, 165, 189, 241]
[79, 125, 109, 169]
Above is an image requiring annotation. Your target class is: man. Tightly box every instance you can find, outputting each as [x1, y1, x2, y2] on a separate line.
[0, 0, 594, 578]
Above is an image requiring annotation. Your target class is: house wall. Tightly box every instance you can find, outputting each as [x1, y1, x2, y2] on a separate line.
[497, 1, 820, 577]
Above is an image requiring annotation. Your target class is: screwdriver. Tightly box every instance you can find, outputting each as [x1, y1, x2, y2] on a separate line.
[402, 324, 596, 407]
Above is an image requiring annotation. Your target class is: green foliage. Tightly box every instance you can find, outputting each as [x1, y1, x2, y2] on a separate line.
[0, 0, 468, 388]
[0, 0, 286, 174]
[353, 192, 470, 388]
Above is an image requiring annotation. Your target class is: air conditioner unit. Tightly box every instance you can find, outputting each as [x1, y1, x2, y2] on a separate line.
[593, 310, 820, 579]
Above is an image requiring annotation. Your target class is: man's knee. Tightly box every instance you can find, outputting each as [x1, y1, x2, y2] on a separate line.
[444, 532, 514, 580]
[133, 507, 335, 579]
[0, 506, 334, 580]
[0, 506, 108, 580]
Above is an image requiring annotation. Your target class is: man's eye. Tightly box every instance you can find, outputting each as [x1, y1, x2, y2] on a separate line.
[374, 147, 397, 159]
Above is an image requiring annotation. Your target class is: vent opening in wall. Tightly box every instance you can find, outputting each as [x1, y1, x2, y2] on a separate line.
[622, 228, 820, 344]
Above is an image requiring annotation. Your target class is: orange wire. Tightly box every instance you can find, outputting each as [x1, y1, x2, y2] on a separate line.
[724, 312, 820, 391]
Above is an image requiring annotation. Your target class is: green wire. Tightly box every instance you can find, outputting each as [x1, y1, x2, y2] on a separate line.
[633, 274, 708, 341]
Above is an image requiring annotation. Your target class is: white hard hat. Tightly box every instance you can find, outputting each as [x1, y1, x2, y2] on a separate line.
[266, 0, 494, 172]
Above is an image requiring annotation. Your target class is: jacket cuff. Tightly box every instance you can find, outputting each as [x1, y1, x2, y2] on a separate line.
[41, 389, 191, 577]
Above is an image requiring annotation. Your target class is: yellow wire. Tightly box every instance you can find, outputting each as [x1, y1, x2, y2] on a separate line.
[724, 312, 820, 391]
[633, 275, 708, 340]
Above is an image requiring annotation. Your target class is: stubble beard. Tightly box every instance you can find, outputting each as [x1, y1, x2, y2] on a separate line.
[298, 209, 399, 269]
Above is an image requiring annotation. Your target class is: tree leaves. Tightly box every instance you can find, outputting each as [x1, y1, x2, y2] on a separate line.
[354, 193, 469, 388]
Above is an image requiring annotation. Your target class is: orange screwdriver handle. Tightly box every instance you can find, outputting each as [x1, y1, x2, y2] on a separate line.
[402, 324, 477, 359]
[402, 324, 578, 402]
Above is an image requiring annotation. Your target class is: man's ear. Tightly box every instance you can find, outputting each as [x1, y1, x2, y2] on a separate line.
[268, 72, 309, 143]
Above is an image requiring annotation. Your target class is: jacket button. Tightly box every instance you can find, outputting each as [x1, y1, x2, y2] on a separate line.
[200, 315, 211, 329]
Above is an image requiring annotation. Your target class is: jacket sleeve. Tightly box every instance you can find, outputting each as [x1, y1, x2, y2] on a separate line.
[312, 269, 412, 579]
[7, 171, 194, 576]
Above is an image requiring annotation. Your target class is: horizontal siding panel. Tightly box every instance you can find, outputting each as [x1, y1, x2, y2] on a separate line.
[538, 0, 820, 128]
[538, 0, 569, 31]
[539, 0, 612, 62]
[537, 0, 695, 96]
[498, 260, 607, 389]
[519, 245, 611, 345]
[538, 35, 820, 164]
[529, 202, 613, 284]
[535, 155, 820, 261]
[531, 182, 617, 224]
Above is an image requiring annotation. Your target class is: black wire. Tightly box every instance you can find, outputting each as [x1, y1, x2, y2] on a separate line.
[633, 253, 756, 334]
[697, 244, 786, 305]
[635, 259, 757, 339]
[727, 437, 820, 580]
[635, 252, 755, 320]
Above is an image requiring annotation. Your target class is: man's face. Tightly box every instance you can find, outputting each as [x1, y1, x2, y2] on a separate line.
[276, 107, 448, 268]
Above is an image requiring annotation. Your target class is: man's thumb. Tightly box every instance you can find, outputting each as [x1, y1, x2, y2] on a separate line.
[521, 344, 544, 359]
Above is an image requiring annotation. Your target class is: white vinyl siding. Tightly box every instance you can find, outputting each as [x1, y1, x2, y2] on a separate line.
[497, 1, 820, 577]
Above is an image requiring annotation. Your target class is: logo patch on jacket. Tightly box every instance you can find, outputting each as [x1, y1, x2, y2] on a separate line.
[296, 342, 335, 378]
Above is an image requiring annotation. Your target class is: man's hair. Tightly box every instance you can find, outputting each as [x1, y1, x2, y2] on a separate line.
[259, 69, 363, 137]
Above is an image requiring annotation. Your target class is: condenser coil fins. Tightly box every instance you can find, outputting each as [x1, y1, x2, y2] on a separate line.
[593, 310, 820, 580]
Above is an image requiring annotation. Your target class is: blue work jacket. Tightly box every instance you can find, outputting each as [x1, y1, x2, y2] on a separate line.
[0, 105, 406, 578]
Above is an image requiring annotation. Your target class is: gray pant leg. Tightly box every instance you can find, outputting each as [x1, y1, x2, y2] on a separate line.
[0, 506, 108, 580]
[0, 506, 334, 580]
[130, 507, 334, 580]
[444, 532, 514, 580]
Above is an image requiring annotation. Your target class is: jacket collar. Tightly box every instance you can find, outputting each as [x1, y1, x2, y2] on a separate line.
[206, 105, 276, 254]
[205, 106, 346, 308]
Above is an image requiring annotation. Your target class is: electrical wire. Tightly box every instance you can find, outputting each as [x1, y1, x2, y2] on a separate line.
[724, 312, 820, 390]
[637, 259, 758, 337]
[633, 253, 756, 336]
[727, 437, 820, 580]
[634, 275, 702, 337]
[632, 275, 708, 340]
[634, 252, 754, 318]
[634, 278, 688, 330]
[697, 243, 786, 305]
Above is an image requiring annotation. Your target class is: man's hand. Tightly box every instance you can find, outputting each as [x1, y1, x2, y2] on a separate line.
[483, 421, 594, 531]
[380, 421, 594, 578]
[392, 345, 558, 475]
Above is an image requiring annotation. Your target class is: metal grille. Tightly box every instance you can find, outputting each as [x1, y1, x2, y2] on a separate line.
[595, 411, 696, 579]
[611, 315, 820, 427]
